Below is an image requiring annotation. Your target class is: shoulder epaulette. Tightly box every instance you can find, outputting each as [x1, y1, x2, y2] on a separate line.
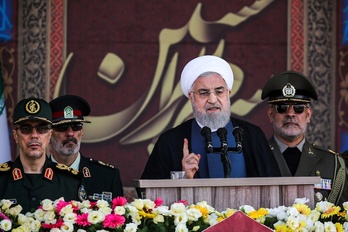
[88, 158, 115, 168]
[312, 144, 339, 156]
[54, 163, 80, 175]
[0, 162, 12, 172]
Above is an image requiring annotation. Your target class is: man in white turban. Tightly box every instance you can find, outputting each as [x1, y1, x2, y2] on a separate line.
[141, 55, 280, 179]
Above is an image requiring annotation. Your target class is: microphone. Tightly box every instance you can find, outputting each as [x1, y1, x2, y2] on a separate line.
[217, 128, 228, 154]
[232, 126, 243, 151]
[200, 127, 213, 153]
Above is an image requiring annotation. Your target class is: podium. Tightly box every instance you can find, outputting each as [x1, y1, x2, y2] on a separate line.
[134, 176, 320, 211]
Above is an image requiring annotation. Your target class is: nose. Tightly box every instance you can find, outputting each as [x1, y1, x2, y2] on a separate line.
[207, 92, 218, 103]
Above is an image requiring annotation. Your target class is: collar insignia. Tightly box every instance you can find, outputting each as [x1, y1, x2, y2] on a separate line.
[64, 106, 74, 119]
[82, 167, 91, 178]
[282, 83, 296, 98]
[44, 168, 54, 180]
[25, 100, 40, 114]
[12, 168, 22, 181]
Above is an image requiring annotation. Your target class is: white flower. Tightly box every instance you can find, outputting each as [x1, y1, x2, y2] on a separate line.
[174, 212, 188, 225]
[153, 214, 165, 224]
[30, 220, 41, 232]
[80, 200, 91, 209]
[60, 222, 74, 232]
[308, 210, 321, 222]
[0, 199, 13, 210]
[96, 200, 109, 209]
[323, 221, 336, 232]
[124, 223, 138, 232]
[7, 205, 23, 216]
[186, 208, 202, 221]
[175, 222, 188, 232]
[50, 228, 62, 232]
[98, 206, 112, 215]
[41, 199, 54, 211]
[60, 204, 74, 216]
[312, 221, 324, 232]
[195, 201, 215, 212]
[131, 199, 144, 210]
[63, 212, 77, 223]
[239, 205, 255, 214]
[114, 206, 126, 215]
[0, 219, 12, 231]
[170, 202, 186, 215]
[315, 201, 334, 213]
[287, 207, 300, 217]
[43, 210, 57, 223]
[143, 199, 156, 210]
[33, 208, 45, 221]
[77, 229, 87, 232]
[17, 214, 29, 225]
[87, 211, 105, 224]
[294, 198, 310, 204]
[286, 215, 300, 230]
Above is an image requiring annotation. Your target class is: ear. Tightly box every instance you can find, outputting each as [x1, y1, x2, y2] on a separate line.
[267, 106, 274, 123]
[306, 107, 313, 123]
[12, 129, 19, 144]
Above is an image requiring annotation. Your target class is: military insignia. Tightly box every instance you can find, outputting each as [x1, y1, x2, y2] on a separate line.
[64, 106, 74, 119]
[44, 168, 54, 180]
[315, 192, 323, 201]
[282, 83, 296, 98]
[25, 100, 40, 114]
[56, 163, 70, 170]
[12, 168, 22, 181]
[82, 167, 91, 178]
[98, 160, 115, 168]
[314, 178, 331, 190]
[78, 185, 87, 201]
[0, 163, 10, 171]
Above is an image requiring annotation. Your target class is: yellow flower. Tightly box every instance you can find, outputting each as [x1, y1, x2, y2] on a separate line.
[274, 221, 291, 232]
[335, 222, 344, 232]
[248, 208, 268, 219]
[293, 203, 311, 216]
[194, 205, 209, 218]
[321, 206, 341, 219]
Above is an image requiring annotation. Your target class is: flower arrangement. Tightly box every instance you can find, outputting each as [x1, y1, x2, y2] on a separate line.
[0, 197, 348, 232]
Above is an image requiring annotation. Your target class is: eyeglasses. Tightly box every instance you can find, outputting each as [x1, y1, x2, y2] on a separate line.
[273, 104, 308, 114]
[53, 123, 83, 132]
[191, 88, 228, 98]
[15, 124, 51, 134]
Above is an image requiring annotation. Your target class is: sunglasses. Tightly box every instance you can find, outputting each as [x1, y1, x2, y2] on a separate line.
[15, 124, 51, 134]
[273, 104, 308, 114]
[53, 123, 83, 132]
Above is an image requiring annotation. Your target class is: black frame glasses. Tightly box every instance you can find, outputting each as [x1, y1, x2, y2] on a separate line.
[191, 88, 228, 98]
[53, 123, 83, 132]
[15, 124, 51, 134]
[273, 104, 308, 114]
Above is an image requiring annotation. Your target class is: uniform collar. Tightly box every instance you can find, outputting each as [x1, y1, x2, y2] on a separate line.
[51, 153, 81, 170]
[273, 135, 305, 153]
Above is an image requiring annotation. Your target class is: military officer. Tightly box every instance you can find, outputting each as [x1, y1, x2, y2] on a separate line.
[49, 95, 123, 202]
[261, 70, 348, 205]
[0, 97, 84, 213]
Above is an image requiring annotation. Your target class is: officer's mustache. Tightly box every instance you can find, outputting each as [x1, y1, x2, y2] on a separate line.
[62, 137, 78, 146]
[27, 141, 42, 146]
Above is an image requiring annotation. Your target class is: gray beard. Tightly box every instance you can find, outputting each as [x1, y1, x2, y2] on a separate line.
[192, 104, 231, 131]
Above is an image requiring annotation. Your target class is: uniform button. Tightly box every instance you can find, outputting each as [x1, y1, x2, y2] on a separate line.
[32, 197, 36, 201]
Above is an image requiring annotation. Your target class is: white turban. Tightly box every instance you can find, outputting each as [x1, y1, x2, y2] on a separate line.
[180, 55, 234, 98]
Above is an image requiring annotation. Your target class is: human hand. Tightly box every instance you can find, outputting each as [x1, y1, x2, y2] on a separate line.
[182, 138, 201, 179]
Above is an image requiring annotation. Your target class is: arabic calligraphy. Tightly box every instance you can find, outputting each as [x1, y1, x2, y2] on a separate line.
[54, 1, 274, 151]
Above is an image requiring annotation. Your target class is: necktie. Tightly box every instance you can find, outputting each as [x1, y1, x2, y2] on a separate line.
[282, 147, 301, 176]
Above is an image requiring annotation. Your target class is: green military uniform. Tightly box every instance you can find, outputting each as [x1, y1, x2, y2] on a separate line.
[0, 156, 83, 213]
[269, 136, 348, 205]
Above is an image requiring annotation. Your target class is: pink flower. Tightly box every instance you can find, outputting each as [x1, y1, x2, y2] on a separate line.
[56, 200, 70, 214]
[41, 219, 64, 229]
[176, 200, 188, 206]
[103, 214, 125, 229]
[154, 198, 163, 207]
[0, 212, 9, 220]
[112, 196, 127, 209]
[76, 213, 91, 227]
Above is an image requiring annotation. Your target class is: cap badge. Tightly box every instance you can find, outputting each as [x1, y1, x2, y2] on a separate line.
[64, 106, 74, 119]
[282, 83, 296, 98]
[25, 100, 40, 114]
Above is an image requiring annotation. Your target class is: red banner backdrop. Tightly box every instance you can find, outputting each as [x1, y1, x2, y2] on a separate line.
[54, 0, 288, 186]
